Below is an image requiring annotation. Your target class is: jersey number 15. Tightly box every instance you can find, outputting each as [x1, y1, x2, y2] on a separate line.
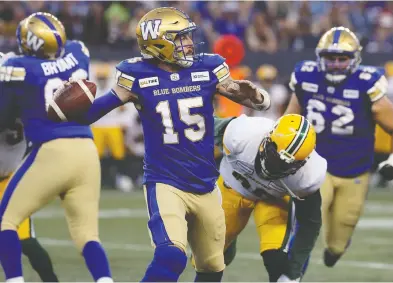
[156, 97, 206, 144]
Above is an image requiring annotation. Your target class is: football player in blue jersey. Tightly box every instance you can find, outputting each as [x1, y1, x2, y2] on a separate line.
[285, 26, 393, 268]
[0, 13, 112, 282]
[0, 52, 58, 282]
[60, 7, 270, 282]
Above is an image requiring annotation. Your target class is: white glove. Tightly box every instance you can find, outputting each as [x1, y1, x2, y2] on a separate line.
[277, 274, 300, 282]
[378, 154, 393, 181]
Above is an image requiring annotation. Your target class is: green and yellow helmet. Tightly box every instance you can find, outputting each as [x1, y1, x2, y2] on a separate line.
[136, 7, 200, 68]
[316, 26, 362, 84]
[257, 114, 316, 180]
[16, 12, 66, 60]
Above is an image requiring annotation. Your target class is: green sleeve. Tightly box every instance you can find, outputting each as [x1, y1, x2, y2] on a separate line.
[286, 190, 322, 279]
[213, 116, 236, 149]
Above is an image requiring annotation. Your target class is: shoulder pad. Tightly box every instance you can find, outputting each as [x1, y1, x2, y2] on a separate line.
[201, 54, 230, 83]
[116, 57, 144, 74]
[294, 60, 318, 74]
[115, 58, 143, 91]
[295, 151, 327, 196]
[0, 58, 26, 82]
[355, 66, 387, 102]
[66, 40, 90, 58]
[289, 61, 319, 91]
[201, 53, 226, 68]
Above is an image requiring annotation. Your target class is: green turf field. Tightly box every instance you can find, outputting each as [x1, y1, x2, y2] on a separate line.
[4, 188, 393, 282]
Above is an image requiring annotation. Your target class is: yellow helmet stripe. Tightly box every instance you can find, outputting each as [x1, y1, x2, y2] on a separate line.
[286, 116, 310, 156]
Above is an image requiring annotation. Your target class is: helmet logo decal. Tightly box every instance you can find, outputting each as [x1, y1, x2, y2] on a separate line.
[140, 19, 162, 40]
[26, 30, 44, 51]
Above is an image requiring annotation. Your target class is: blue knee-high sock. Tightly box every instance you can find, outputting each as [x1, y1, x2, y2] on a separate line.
[82, 241, 112, 281]
[0, 230, 23, 279]
[141, 245, 187, 282]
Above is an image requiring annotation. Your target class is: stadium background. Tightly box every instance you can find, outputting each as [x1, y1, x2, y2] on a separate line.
[1, 1, 393, 281]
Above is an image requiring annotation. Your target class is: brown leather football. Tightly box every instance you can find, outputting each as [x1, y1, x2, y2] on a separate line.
[47, 79, 97, 122]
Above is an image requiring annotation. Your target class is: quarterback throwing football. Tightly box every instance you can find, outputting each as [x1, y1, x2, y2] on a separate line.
[60, 6, 270, 283]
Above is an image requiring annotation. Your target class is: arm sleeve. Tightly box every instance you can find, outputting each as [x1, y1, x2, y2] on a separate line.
[286, 190, 322, 279]
[367, 74, 388, 103]
[78, 90, 124, 125]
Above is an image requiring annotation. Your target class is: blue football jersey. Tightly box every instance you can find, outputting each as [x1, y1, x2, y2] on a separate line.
[290, 60, 387, 177]
[116, 54, 230, 193]
[0, 40, 92, 145]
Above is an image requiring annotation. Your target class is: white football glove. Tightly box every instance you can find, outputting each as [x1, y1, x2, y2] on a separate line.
[378, 154, 393, 181]
[277, 274, 300, 282]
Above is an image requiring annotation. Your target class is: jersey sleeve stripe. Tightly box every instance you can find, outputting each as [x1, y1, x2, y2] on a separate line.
[0, 67, 26, 81]
[218, 72, 230, 82]
[116, 70, 135, 91]
[367, 76, 387, 102]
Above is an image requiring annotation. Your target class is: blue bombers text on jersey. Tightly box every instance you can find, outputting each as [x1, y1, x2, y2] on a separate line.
[0, 40, 92, 145]
[289, 60, 388, 177]
[115, 54, 230, 193]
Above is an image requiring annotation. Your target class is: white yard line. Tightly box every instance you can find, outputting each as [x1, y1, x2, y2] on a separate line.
[34, 208, 393, 229]
[39, 238, 393, 271]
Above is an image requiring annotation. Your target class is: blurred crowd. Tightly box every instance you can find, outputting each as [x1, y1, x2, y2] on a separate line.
[2, 1, 393, 53]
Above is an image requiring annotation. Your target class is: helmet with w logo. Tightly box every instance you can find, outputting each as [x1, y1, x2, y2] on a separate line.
[316, 26, 362, 84]
[136, 7, 200, 68]
[257, 114, 316, 180]
[16, 12, 66, 60]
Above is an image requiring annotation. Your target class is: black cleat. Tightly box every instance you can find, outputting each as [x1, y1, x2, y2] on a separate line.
[323, 249, 342, 267]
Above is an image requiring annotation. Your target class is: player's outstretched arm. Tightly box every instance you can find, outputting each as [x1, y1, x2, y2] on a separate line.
[372, 96, 393, 180]
[283, 190, 322, 281]
[284, 93, 302, 115]
[78, 85, 138, 125]
[216, 77, 271, 111]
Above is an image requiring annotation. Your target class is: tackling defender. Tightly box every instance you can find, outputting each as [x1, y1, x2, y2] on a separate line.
[0, 13, 112, 282]
[212, 114, 326, 282]
[285, 26, 393, 267]
[64, 7, 270, 282]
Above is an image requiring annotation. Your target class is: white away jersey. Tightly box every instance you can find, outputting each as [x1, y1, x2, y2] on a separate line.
[220, 115, 327, 201]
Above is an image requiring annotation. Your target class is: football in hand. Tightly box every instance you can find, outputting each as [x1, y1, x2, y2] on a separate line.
[47, 79, 97, 122]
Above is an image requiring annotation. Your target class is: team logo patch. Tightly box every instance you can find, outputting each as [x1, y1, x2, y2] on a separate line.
[191, 71, 210, 82]
[140, 20, 161, 40]
[301, 82, 318, 93]
[343, 89, 359, 99]
[26, 30, 44, 51]
[139, 77, 159, 88]
[170, 73, 180, 81]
